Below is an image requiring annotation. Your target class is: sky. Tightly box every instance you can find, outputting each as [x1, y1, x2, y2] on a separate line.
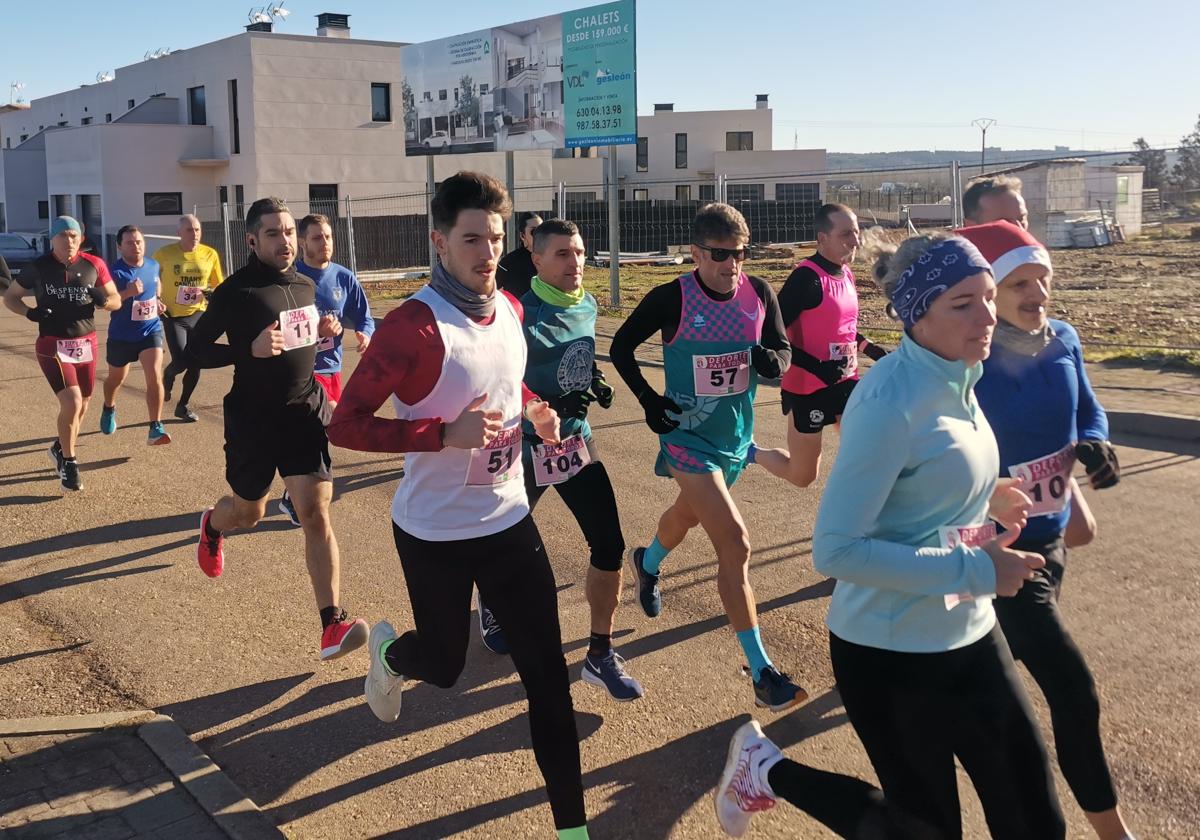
[2, 0, 1196, 154]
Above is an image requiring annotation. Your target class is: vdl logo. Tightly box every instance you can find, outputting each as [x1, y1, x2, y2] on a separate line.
[566, 70, 591, 88]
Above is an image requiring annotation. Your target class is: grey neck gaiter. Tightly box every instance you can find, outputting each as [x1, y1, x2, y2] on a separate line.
[994, 318, 1054, 357]
[429, 261, 495, 320]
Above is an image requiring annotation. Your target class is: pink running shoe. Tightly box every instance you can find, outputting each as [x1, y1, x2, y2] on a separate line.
[321, 611, 369, 660]
[197, 508, 224, 578]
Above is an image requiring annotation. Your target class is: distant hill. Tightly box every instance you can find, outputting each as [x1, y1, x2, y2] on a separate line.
[825, 148, 1139, 172]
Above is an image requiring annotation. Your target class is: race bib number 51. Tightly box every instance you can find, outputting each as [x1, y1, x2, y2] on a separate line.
[533, 434, 592, 487]
[466, 426, 522, 486]
[693, 350, 750, 396]
[280, 305, 320, 351]
[938, 522, 997, 610]
[1008, 444, 1075, 517]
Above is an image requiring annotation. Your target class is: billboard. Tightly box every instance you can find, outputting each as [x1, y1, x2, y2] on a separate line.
[401, 0, 636, 156]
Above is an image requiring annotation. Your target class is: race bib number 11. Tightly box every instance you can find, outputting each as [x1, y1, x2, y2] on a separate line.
[693, 350, 750, 396]
[280, 305, 320, 351]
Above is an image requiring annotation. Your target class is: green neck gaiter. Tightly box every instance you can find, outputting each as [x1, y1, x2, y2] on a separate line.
[531, 275, 586, 308]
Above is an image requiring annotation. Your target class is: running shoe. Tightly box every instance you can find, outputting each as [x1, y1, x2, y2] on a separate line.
[744, 441, 758, 467]
[476, 593, 509, 655]
[365, 620, 404, 722]
[197, 507, 224, 578]
[48, 440, 64, 476]
[163, 373, 174, 403]
[581, 650, 644, 701]
[175, 404, 199, 422]
[320, 610, 369, 661]
[147, 421, 172, 446]
[627, 546, 662, 618]
[100, 405, 117, 435]
[752, 666, 808, 713]
[278, 491, 301, 527]
[715, 720, 781, 837]
[60, 459, 82, 492]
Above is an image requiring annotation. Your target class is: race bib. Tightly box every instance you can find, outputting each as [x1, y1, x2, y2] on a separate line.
[280, 305, 320, 351]
[56, 338, 93, 365]
[131, 299, 157, 322]
[1008, 444, 1075, 517]
[465, 426, 522, 486]
[829, 341, 858, 377]
[176, 285, 204, 306]
[317, 335, 336, 352]
[693, 350, 750, 396]
[533, 434, 592, 487]
[938, 522, 997, 610]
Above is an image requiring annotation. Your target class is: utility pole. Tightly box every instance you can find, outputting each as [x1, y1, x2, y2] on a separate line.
[972, 118, 996, 173]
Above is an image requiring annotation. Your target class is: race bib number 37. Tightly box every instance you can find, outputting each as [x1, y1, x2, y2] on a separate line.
[533, 434, 592, 487]
[466, 426, 523, 486]
[280, 305, 320, 351]
[1008, 444, 1075, 517]
[56, 338, 93, 365]
[693, 350, 750, 396]
[938, 522, 997, 610]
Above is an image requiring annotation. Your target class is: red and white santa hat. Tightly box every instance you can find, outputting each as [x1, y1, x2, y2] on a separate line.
[955, 220, 1051, 283]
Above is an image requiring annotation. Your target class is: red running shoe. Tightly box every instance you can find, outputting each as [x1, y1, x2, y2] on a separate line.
[197, 508, 224, 578]
[321, 611, 369, 661]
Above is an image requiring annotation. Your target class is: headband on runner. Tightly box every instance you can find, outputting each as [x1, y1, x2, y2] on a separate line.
[890, 236, 992, 330]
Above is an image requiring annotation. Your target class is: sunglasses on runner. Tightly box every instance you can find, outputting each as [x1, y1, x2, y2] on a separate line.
[694, 243, 749, 262]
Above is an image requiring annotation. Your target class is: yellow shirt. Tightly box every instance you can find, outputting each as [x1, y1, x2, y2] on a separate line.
[154, 243, 224, 317]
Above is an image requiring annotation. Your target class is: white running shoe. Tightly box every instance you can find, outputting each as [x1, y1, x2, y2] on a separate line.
[715, 720, 782, 837]
[364, 621, 404, 722]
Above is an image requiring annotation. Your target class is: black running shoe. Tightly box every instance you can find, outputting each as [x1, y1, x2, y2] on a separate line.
[60, 459, 82, 491]
[627, 546, 662, 617]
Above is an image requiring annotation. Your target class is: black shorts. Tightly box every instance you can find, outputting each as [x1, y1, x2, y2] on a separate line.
[106, 332, 164, 367]
[781, 378, 858, 434]
[224, 401, 332, 501]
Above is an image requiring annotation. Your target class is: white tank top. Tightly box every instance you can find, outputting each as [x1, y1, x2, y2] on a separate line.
[390, 284, 529, 541]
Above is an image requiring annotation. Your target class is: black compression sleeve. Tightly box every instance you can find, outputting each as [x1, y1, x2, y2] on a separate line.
[610, 280, 682, 402]
[777, 267, 823, 328]
[750, 275, 791, 373]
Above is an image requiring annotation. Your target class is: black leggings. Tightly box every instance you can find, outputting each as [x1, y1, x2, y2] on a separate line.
[386, 515, 585, 830]
[162, 312, 202, 406]
[768, 627, 1065, 839]
[524, 456, 625, 571]
[994, 535, 1117, 813]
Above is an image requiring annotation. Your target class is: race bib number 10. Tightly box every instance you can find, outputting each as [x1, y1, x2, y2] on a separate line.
[280, 305, 320, 351]
[693, 350, 750, 396]
[466, 426, 523, 486]
[938, 522, 997, 610]
[1008, 444, 1075, 517]
[533, 434, 592, 487]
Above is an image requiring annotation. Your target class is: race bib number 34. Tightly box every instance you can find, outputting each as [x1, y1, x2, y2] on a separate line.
[693, 350, 750, 396]
[56, 338, 93, 365]
[1008, 444, 1075, 517]
[176, 285, 204, 306]
[533, 434, 592, 487]
[280, 305, 320, 351]
[938, 522, 997, 610]
[466, 426, 523, 486]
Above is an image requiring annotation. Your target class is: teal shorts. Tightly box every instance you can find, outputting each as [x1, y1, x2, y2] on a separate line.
[654, 440, 745, 488]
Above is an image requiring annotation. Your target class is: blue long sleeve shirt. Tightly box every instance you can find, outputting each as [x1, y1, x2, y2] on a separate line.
[976, 319, 1107, 542]
[295, 260, 375, 374]
[813, 335, 1000, 653]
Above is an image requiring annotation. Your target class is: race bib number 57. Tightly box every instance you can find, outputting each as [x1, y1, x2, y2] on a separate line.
[466, 426, 522, 486]
[693, 350, 750, 396]
[1008, 444, 1075, 517]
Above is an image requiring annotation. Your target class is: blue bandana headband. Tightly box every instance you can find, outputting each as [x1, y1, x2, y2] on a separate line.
[890, 236, 992, 330]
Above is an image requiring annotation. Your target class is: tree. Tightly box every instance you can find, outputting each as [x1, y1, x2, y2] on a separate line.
[1172, 114, 1200, 190]
[1127, 137, 1167, 189]
[455, 75, 480, 133]
[401, 80, 416, 138]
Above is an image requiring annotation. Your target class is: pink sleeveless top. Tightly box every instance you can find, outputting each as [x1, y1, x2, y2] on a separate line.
[780, 258, 861, 396]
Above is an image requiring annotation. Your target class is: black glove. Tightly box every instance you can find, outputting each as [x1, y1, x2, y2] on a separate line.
[202, 288, 213, 301]
[750, 345, 783, 379]
[1075, 439, 1120, 489]
[638, 389, 682, 435]
[25, 306, 52, 323]
[548, 390, 595, 420]
[86, 286, 108, 306]
[862, 341, 889, 362]
[812, 358, 847, 387]
[590, 375, 614, 409]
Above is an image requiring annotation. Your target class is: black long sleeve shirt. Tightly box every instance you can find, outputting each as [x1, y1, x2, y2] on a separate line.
[610, 272, 790, 402]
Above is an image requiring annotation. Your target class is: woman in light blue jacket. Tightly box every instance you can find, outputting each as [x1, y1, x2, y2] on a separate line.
[714, 233, 1067, 840]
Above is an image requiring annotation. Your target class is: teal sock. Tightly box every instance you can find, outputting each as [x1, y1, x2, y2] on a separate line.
[641, 537, 669, 575]
[557, 826, 589, 840]
[737, 626, 773, 681]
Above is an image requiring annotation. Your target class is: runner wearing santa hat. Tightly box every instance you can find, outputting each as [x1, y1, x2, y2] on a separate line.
[959, 220, 1134, 840]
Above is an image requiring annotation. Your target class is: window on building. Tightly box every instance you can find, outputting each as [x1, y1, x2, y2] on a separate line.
[144, 192, 183, 216]
[726, 131, 754, 151]
[20, 134, 28, 143]
[506, 57, 525, 79]
[56, 121, 68, 127]
[775, 183, 819, 202]
[454, 88, 459, 102]
[234, 185, 245, 220]
[636, 137, 648, 172]
[479, 84, 489, 95]
[423, 90, 432, 102]
[81, 117, 92, 126]
[187, 86, 206, 125]
[105, 113, 112, 123]
[229, 79, 241, 153]
[1116, 174, 1130, 204]
[565, 191, 597, 203]
[218, 185, 229, 207]
[371, 82, 391, 122]
[127, 99, 135, 109]
[699, 184, 716, 202]
[676, 184, 691, 202]
[438, 89, 447, 101]
[675, 133, 687, 169]
[726, 183, 765, 202]
[0, 203, 6, 232]
[618, 189, 626, 201]
[38, 200, 49, 220]
[309, 184, 339, 218]
[4, 137, 8, 149]
[633, 188, 649, 201]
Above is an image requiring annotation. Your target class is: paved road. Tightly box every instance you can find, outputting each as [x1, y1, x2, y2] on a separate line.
[1, 309, 1198, 839]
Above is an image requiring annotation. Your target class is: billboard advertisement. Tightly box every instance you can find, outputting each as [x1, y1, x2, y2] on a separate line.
[401, 0, 636, 156]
